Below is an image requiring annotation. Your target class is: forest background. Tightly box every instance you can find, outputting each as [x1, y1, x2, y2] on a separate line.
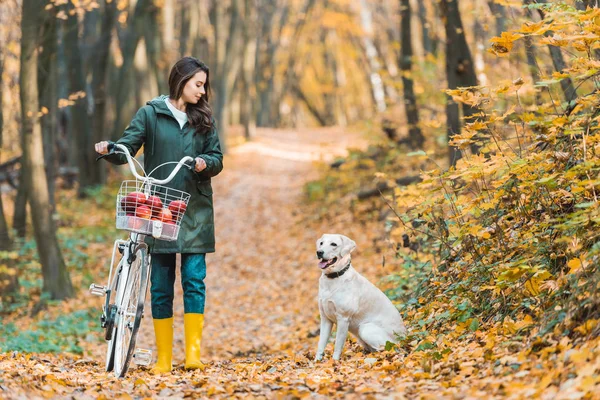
[0, 0, 599, 397]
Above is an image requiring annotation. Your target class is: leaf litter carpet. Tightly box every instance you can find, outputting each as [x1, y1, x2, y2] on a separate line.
[2, 127, 599, 399]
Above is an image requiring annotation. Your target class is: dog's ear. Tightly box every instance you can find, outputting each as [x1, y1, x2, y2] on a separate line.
[339, 235, 356, 256]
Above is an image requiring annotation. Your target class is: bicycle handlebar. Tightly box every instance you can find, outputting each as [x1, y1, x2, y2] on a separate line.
[102, 142, 195, 185]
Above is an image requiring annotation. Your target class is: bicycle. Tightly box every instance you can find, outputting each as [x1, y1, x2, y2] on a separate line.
[89, 142, 194, 378]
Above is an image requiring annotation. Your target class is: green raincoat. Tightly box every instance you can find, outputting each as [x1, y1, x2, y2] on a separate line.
[105, 95, 223, 253]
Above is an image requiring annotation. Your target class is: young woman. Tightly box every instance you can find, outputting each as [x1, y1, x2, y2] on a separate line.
[95, 57, 223, 373]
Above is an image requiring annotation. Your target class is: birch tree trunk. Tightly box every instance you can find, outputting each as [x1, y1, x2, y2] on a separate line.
[359, 0, 386, 113]
[21, 0, 74, 299]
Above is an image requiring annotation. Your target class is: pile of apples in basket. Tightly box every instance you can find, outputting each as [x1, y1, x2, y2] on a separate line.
[121, 191, 186, 226]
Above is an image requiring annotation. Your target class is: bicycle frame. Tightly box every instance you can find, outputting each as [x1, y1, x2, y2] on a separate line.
[90, 143, 195, 377]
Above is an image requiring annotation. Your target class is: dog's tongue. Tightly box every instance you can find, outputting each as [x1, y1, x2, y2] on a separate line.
[318, 260, 329, 269]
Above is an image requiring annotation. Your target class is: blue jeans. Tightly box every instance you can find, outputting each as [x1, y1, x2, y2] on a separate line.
[150, 253, 207, 319]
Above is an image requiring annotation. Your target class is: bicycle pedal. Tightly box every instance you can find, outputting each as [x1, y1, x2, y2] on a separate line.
[89, 283, 107, 296]
[133, 348, 152, 366]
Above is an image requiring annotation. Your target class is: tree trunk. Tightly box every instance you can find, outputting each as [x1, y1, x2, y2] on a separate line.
[255, 0, 288, 127]
[64, 0, 94, 197]
[195, 0, 212, 60]
[113, 0, 152, 141]
[487, 0, 506, 37]
[0, 49, 11, 251]
[416, 0, 433, 56]
[145, 2, 167, 95]
[273, 0, 321, 125]
[400, 0, 424, 149]
[473, 3, 488, 86]
[38, 4, 58, 207]
[21, 0, 74, 299]
[522, 3, 542, 104]
[214, 0, 245, 150]
[90, 0, 117, 185]
[535, 1, 577, 104]
[441, 0, 479, 166]
[162, 0, 176, 69]
[241, 0, 257, 139]
[13, 175, 27, 238]
[358, 0, 387, 113]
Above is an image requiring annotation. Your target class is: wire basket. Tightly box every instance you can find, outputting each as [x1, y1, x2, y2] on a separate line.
[115, 180, 191, 241]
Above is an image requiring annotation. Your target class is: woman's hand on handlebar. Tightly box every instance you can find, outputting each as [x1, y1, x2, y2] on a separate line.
[194, 157, 207, 172]
[95, 141, 111, 155]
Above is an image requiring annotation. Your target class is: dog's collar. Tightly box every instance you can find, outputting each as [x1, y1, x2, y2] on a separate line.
[325, 261, 351, 279]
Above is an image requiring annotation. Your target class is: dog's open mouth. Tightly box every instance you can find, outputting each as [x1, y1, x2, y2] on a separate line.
[318, 257, 337, 269]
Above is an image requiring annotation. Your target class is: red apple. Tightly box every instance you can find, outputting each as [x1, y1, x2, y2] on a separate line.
[135, 205, 152, 219]
[121, 191, 147, 213]
[127, 216, 147, 231]
[168, 200, 187, 221]
[146, 195, 163, 215]
[155, 208, 173, 223]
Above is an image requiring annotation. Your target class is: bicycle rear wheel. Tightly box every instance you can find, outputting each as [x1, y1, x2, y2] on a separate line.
[113, 245, 150, 378]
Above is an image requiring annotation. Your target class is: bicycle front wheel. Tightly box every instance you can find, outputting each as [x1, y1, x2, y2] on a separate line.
[113, 245, 150, 378]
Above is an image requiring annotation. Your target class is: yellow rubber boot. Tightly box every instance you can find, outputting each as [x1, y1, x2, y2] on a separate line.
[184, 313, 205, 370]
[151, 317, 173, 373]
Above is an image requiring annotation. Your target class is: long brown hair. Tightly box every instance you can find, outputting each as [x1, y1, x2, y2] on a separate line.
[168, 57, 214, 134]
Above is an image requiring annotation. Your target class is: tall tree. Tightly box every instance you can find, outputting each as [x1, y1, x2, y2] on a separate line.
[535, 1, 578, 104]
[417, 1, 435, 56]
[39, 3, 59, 207]
[145, 1, 167, 95]
[20, 0, 74, 299]
[488, 0, 507, 37]
[358, 0, 387, 114]
[0, 46, 12, 251]
[441, 0, 479, 166]
[255, 0, 289, 127]
[214, 0, 244, 149]
[112, 0, 152, 141]
[90, 0, 117, 185]
[400, 0, 424, 149]
[64, 0, 94, 197]
[240, 0, 257, 139]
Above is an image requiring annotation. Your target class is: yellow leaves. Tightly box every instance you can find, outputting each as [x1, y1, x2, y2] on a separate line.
[567, 258, 583, 274]
[574, 319, 598, 336]
[445, 87, 489, 107]
[518, 21, 548, 35]
[503, 315, 534, 334]
[489, 31, 523, 57]
[540, 34, 569, 47]
[525, 270, 552, 296]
